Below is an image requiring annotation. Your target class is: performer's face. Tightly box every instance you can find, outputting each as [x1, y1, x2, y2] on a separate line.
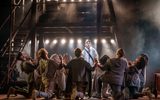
[85, 41, 91, 48]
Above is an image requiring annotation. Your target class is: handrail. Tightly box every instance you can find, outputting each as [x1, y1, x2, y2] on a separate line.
[1, 4, 33, 57]
[0, 0, 22, 33]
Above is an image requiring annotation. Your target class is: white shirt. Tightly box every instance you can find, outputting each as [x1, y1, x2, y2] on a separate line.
[82, 47, 99, 67]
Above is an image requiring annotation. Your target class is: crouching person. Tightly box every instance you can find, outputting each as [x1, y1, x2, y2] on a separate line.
[126, 55, 149, 99]
[65, 48, 94, 99]
[7, 52, 36, 98]
[32, 48, 59, 100]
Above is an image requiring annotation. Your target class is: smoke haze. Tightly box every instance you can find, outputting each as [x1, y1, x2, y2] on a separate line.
[113, 0, 160, 86]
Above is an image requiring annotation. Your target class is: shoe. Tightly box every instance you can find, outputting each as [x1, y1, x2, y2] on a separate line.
[32, 89, 38, 100]
[7, 87, 16, 98]
[92, 93, 101, 99]
[144, 91, 152, 100]
[77, 92, 84, 99]
[71, 86, 77, 99]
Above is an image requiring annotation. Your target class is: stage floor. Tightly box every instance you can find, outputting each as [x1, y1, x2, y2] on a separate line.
[0, 94, 160, 100]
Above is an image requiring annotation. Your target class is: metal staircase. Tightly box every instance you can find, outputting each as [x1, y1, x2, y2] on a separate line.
[0, 0, 44, 92]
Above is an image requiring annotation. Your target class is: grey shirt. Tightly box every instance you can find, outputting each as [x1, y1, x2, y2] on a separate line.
[102, 57, 128, 85]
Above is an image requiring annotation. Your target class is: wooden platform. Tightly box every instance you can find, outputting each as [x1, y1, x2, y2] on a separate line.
[0, 94, 160, 100]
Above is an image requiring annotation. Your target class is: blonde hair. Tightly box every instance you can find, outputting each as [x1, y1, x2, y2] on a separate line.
[116, 48, 125, 58]
[38, 48, 48, 60]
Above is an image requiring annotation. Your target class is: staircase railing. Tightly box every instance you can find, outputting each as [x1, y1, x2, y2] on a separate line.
[0, 2, 34, 88]
[0, 3, 33, 57]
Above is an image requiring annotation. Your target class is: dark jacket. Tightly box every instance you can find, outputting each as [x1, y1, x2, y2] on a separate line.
[67, 57, 92, 82]
[102, 57, 128, 85]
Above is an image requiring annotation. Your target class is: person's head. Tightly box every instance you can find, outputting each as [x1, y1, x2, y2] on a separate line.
[99, 55, 110, 65]
[74, 48, 82, 58]
[135, 56, 146, 69]
[140, 53, 148, 65]
[63, 53, 72, 64]
[17, 52, 26, 61]
[50, 54, 61, 64]
[38, 48, 48, 60]
[116, 48, 125, 58]
[85, 39, 91, 49]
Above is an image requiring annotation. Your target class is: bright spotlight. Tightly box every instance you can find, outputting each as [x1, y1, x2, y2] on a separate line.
[61, 39, 66, 44]
[69, 39, 74, 44]
[29, 40, 31, 44]
[46, 0, 51, 1]
[79, 0, 82, 2]
[101, 39, 106, 44]
[110, 39, 115, 44]
[63, 0, 66, 2]
[94, 39, 97, 43]
[87, 0, 90, 2]
[53, 39, 57, 44]
[77, 39, 82, 44]
[45, 39, 50, 44]
[71, 0, 74, 2]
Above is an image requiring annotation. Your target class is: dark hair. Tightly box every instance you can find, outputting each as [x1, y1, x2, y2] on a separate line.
[140, 53, 148, 65]
[85, 39, 91, 43]
[99, 55, 110, 65]
[116, 48, 125, 58]
[136, 56, 146, 69]
[74, 48, 82, 57]
[38, 48, 48, 60]
[17, 52, 23, 60]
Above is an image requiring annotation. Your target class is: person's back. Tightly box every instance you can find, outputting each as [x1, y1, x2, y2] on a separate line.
[102, 48, 128, 100]
[66, 48, 92, 99]
[68, 57, 91, 82]
[106, 57, 127, 85]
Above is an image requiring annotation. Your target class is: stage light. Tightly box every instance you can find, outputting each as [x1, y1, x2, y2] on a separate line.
[63, 0, 66, 2]
[77, 39, 82, 44]
[101, 39, 106, 43]
[53, 39, 57, 44]
[69, 39, 74, 44]
[94, 39, 97, 44]
[45, 39, 50, 44]
[79, 0, 82, 2]
[29, 40, 31, 44]
[61, 39, 66, 44]
[71, 0, 74, 2]
[110, 39, 115, 44]
[87, 0, 90, 2]
[46, 0, 51, 1]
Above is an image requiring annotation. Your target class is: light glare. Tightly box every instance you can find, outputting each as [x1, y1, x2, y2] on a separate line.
[70, 39, 74, 44]
[77, 39, 82, 44]
[101, 39, 106, 43]
[94, 39, 97, 43]
[53, 39, 57, 44]
[110, 39, 115, 44]
[45, 39, 50, 44]
[29, 40, 31, 44]
[61, 39, 66, 44]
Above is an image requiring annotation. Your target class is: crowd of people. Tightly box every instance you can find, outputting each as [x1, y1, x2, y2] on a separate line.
[6, 39, 149, 100]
